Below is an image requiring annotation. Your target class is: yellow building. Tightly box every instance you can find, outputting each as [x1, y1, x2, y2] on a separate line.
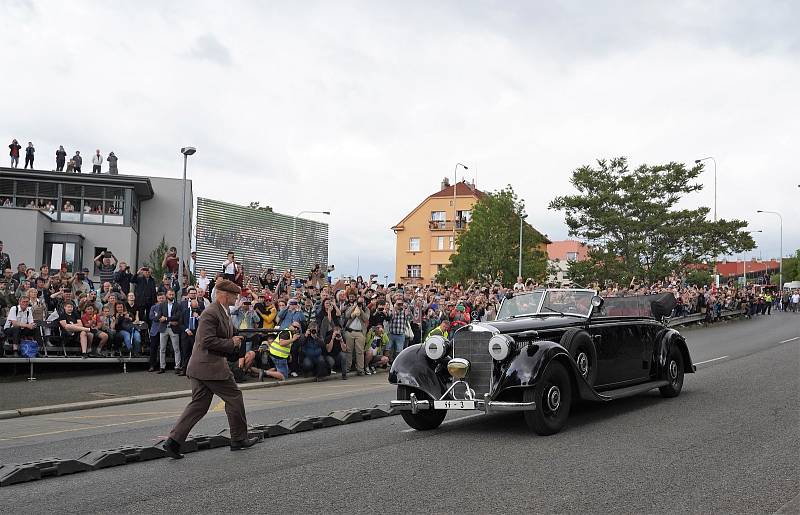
[392, 179, 485, 285]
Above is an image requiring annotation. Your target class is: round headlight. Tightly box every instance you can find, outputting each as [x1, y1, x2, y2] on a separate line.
[488, 334, 512, 361]
[424, 335, 447, 360]
[447, 358, 470, 379]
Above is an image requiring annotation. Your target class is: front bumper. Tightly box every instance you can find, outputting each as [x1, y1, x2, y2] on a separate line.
[390, 392, 536, 414]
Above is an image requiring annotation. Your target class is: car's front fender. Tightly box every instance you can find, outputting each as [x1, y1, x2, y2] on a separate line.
[388, 344, 447, 400]
[494, 340, 605, 402]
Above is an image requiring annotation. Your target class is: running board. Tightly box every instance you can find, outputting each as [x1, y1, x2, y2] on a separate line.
[598, 380, 670, 400]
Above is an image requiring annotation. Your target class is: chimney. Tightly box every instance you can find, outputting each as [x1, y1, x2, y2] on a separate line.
[441, 177, 450, 190]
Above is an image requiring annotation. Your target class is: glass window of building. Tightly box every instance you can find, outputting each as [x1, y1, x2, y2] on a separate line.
[407, 264, 422, 278]
[409, 237, 421, 252]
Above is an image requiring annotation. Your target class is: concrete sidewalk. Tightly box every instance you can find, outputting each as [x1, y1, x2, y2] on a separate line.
[0, 362, 376, 416]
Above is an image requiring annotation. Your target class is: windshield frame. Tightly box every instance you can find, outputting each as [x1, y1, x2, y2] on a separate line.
[496, 289, 597, 320]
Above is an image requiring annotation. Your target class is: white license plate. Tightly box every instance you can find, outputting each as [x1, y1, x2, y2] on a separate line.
[433, 400, 476, 410]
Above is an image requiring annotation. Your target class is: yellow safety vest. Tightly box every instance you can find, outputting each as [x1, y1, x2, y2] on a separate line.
[269, 334, 291, 359]
[427, 327, 449, 340]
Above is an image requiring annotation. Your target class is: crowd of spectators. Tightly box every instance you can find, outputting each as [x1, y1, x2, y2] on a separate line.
[7, 138, 119, 174]
[2, 240, 799, 382]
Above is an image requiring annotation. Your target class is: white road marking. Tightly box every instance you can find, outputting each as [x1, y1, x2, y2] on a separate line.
[400, 413, 485, 433]
[693, 356, 729, 365]
[779, 336, 799, 344]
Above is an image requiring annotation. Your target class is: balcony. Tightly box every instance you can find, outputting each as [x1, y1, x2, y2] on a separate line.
[428, 219, 468, 231]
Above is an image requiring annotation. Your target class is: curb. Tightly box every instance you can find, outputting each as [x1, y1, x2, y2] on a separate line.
[0, 375, 337, 420]
[0, 404, 400, 487]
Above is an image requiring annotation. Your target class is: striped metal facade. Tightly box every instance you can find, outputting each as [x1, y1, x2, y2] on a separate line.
[195, 197, 329, 282]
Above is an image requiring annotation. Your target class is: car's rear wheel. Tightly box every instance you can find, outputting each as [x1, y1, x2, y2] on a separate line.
[397, 385, 447, 430]
[523, 361, 572, 435]
[659, 344, 684, 398]
[559, 329, 598, 386]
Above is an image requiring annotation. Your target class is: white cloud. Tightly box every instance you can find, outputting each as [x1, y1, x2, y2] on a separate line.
[1, 0, 798, 279]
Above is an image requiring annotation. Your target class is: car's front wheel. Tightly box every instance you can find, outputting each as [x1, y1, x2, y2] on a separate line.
[523, 360, 572, 435]
[659, 344, 684, 398]
[397, 385, 447, 430]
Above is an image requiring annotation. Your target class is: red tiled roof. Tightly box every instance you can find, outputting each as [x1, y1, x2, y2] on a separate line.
[716, 260, 780, 277]
[547, 240, 589, 261]
[429, 181, 486, 199]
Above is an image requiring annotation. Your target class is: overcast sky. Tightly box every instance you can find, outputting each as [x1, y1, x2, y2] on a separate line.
[3, 0, 798, 280]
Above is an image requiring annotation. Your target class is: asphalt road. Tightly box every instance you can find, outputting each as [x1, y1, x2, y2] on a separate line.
[0, 312, 797, 513]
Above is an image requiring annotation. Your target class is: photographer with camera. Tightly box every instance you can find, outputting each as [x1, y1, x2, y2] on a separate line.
[300, 322, 327, 380]
[231, 297, 260, 350]
[324, 326, 348, 380]
[94, 250, 117, 285]
[113, 301, 141, 355]
[254, 293, 277, 329]
[364, 324, 390, 374]
[179, 287, 204, 374]
[131, 266, 157, 321]
[315, 296, 341, 345]
[113, 261, 133, 295]
[262, 325, 299, 381]
[343, 293, 370, 375]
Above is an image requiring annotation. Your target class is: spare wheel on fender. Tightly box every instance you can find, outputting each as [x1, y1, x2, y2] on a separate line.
[558, 328, 598, 386]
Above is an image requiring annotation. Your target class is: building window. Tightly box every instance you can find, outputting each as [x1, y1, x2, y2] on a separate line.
[449, 236, 454, 250]
[409, 237, 420, 252]
[566, 252, 578, 262]
[44, 234, 84, 274]
[435, 236, 445, 250]
[407, 265, 422, 278]
[430, 211, 446, 230]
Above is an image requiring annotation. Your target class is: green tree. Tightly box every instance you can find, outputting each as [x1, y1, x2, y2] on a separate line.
[143, 236, 169, 282]
[777, 249, 800, 284]
[438, 185, 547, 285]
[686, 269, 713, 287]
[549, 157, 756, 285]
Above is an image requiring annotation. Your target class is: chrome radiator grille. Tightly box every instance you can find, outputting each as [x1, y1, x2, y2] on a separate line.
[452, 330, 493, 396]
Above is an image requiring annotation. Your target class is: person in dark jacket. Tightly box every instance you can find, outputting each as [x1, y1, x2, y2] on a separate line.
[107, 152, 118, 175]
[9, 139, 21, 168]
[113, 261, 133, 294]
[55, 145, 67, 171]
[131, 266, 157, 321]
[300, 322, 327, 379]
[24, 142, 35, 169]
[72, 151, 82, 173]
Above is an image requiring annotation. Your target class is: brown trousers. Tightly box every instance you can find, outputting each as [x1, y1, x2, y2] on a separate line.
[168, 377, 248, 443]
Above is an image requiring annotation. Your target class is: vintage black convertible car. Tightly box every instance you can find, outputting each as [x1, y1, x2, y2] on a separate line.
[389, 289, 695, 435]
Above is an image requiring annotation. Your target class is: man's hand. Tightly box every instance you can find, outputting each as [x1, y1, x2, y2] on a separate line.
[185, 329, 193, 336]
[159, 316, 167, 322]
[232, 335, 243, 348]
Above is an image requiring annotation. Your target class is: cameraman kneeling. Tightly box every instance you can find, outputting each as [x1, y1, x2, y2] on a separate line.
[300, 322, 327, 380]
[324, 327, 348, 380]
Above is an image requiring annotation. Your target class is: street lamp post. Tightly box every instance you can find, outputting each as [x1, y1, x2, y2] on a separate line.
[756, 210, 783, 287]
[695, 156, 718, 286]
[453, 162, 469, 249]
[518, 212, 528, 278]
[292, 210, 330, 271]
[179, 146, 196, 284]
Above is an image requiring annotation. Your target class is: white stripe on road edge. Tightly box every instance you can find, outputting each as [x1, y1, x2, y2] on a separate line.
[693, 356, 729, 365]
[401, 413, 485, 433]
[779, 337, 799, 344]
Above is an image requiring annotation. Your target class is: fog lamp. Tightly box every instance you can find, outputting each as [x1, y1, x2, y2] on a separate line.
[447, 358, 470, 379]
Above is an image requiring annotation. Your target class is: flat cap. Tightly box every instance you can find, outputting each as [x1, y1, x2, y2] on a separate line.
[215, 279, 241, 295]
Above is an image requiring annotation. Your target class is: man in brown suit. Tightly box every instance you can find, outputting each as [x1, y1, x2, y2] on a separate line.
[162, 279, 258, 458]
